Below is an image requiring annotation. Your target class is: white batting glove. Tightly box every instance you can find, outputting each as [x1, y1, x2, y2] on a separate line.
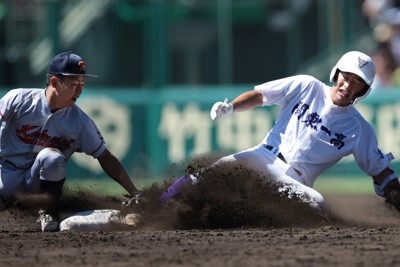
[210, 98, 233, 120]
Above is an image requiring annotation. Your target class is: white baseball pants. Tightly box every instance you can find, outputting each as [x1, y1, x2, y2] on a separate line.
[0, 148, 66, 196]
[213, 144, 325, 210]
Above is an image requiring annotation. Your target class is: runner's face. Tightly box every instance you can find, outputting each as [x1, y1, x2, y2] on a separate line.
[330, 71, 368, 107]
[57, 76, 85, 107]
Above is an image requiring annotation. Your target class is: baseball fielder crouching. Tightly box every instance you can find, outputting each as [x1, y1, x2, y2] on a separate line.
[160, 51, 400, 215]
[0, 52, 141, 231]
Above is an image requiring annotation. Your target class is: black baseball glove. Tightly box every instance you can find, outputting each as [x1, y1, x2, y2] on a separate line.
[121, 191, 146, 207]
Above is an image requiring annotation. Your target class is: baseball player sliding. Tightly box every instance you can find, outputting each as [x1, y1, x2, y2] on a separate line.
[0, 51, 141, 231]
[160, 51, 400, 214]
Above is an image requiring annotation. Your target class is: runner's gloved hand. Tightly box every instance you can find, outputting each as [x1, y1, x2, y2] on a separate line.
[210, 98, 233, 120]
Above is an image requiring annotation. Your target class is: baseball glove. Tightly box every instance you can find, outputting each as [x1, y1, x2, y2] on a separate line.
[121, 191, 146, 207]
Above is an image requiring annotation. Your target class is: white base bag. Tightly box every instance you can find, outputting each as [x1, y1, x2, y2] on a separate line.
[59, 209, 140, 231]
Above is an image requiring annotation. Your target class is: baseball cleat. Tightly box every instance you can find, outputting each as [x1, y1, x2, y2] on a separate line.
[36, 209, 59, 232]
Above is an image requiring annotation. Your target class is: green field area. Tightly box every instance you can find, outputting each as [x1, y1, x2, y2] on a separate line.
[65, 174, 375, 197]
[313, 175, 374, 195]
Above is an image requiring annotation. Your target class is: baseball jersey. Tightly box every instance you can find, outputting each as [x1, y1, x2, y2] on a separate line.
[0, 88, 105, 170]
[255, 75, 389, 187]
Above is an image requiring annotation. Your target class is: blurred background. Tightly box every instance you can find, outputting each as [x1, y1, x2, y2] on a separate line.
[1, 0, 400, 192]
[0, 0, 382, 88]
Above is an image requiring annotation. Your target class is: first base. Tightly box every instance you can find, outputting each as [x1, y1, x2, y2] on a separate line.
[59, 209, 140, 231]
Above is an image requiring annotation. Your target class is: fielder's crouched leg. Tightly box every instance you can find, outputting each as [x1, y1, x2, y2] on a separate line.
[28, 148, 67, 232]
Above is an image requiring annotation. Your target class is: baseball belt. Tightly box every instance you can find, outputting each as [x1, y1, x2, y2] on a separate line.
[263, 144, 302, 177]
[263, 144, 287, 163]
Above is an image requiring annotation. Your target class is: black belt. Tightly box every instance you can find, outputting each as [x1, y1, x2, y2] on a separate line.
[263, 144, 287, 163]
[263, 144, 303, 177]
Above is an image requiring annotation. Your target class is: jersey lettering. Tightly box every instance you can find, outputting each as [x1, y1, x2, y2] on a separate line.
[292, 102, 309, 119]
[292, 101, 347, 150]
[16, 124, 75, 149]
[302, 112, 322, 130]
[330, 133, 347, 149]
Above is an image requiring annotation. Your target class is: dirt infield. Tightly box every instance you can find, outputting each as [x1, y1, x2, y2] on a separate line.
[1, 194, 400, 267]
[1, 164, 400, 267]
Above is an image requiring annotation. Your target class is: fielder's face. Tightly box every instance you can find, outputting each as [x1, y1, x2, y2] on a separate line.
[56, 76, 85, 107]
[330, 71, 368, 107]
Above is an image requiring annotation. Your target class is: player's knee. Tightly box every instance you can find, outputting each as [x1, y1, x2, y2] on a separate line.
[37, 148, 66, 182]
[37, 148, 65, 166]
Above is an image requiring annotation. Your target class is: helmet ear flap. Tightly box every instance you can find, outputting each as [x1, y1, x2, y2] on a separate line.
[329, 66, 339, 83]
[332, 70, 339, 83]
[352, 87, 371, 105]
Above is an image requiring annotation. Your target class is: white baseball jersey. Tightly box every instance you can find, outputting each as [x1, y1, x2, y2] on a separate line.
[254, 75, 389, 187]
[0, 88, 106, 170]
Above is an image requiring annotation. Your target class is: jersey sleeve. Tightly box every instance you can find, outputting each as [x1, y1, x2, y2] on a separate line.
[0, 89, 21, 121]
[77, 116, 106, 159]
[88, 120, 106, 158]
[254, 75, 318, 107]
[353, 122, 390, 176]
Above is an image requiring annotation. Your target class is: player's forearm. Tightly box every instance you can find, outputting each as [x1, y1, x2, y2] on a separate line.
[111, 171, 138, 194]
[98, 149, 139, 194]
[231, 90, 263, 112]
[107, 166, 138, 194]
[105, 161, 138, 193]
